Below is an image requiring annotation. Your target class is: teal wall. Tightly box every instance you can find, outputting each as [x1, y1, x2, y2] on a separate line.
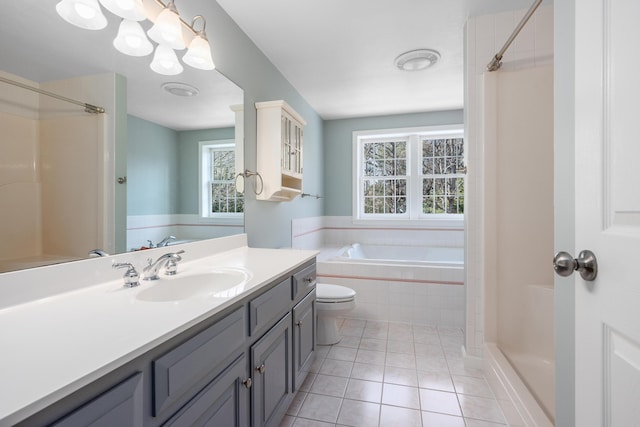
[127, 115, 234, 216]
[323, 110, 464, 216]
[125, 2, 461, 248]
[178, 127, 235, 215]
[178, 1, 324, 249]
[127, 115, 179, 216]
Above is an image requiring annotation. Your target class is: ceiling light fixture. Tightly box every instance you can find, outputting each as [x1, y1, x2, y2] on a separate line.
[113, 19, 153, 56]
[161, 82, 199, 97]
[394, 49, 441, 72]
[56, 0, 107, 30]
[182, 16, 215, 71]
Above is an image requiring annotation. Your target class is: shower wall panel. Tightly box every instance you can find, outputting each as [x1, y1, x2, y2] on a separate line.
[495, 65, 555, 419]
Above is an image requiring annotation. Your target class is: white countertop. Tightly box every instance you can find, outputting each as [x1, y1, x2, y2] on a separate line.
[0, 236, 317, 426]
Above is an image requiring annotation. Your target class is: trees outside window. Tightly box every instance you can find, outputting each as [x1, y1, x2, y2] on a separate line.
[354, 126, 464, 220]
[200, 141, 243, 218]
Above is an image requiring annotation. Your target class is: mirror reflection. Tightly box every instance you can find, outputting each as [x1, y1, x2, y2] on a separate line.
[0, 1, 244, 273]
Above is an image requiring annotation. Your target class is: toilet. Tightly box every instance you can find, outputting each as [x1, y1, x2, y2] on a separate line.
[315, 283, 356, 345]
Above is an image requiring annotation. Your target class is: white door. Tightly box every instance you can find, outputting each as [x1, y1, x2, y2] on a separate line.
[571, 0, 640, 425]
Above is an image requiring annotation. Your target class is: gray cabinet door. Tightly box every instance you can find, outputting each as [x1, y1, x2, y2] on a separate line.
[292, 291, 316, 391]
[162, 355, 249, 427]
[251, 313, 292, 427]
[153, 307, 246, 416]
[52, 373, 143, 427]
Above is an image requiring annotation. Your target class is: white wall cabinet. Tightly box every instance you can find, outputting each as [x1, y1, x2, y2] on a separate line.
[256, 100, 306, 201]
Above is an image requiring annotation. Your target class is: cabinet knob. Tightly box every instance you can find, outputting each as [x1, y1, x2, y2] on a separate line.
[296, 321, 303, 327]
[243, 378, 252, 389]
[256, 363, 266, 374]
[304, 276, 314, 284]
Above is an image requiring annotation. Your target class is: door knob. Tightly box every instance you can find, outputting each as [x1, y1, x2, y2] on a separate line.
[553, 250, 598, 281]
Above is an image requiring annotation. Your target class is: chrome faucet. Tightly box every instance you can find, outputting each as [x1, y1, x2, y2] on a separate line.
[143, 250, 184, 280]
[157, 236, 177, 247]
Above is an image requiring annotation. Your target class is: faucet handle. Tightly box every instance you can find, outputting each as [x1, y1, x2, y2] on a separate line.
[165, 260, 178, 276]
[112, 262, 140, 288]
[164, 250, 185, 276]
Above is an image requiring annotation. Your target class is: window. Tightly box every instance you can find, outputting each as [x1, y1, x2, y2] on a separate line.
[200, 140, 243, 218]
[354, 126, 464, 220]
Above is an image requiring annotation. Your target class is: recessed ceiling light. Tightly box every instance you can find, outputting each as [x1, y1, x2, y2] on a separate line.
[161, 82, 199, 97]
[394, 49, 441, 72]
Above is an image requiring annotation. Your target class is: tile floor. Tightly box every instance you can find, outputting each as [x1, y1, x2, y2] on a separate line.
[279, 318, 508, 427]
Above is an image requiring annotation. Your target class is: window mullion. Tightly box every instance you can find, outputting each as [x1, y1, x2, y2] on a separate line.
[409, 135, 420, 220]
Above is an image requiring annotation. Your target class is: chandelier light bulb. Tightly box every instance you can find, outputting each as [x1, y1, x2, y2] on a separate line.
[98, 0, 146, 21]
[113, 19, 153, 56]
[147, 1, 185, 50]
[150, 45, 184, 75]
[183, 33, 215, 70]
[56, 0, 107, 30]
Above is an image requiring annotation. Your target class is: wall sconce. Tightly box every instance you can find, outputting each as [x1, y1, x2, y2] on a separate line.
[55, 0, 215, 75]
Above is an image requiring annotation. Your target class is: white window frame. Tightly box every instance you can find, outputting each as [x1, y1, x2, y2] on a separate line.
[352, 125, 464, 225]
[199, 139, 243, 222]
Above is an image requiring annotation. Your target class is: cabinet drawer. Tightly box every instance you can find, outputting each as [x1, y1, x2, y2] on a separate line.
[249, 278, 292, 336]
[153, 308, 246, 416]
[52, 373, 143, 427]
[292, 264, 316, 301]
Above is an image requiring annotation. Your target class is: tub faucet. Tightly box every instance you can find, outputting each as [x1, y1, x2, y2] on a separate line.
[88, 249, 109, 257]
[157, 235, 176, 247]
[143, 250, 184, 280]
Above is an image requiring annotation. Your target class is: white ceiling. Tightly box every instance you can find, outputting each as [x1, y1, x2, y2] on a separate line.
[2, 1, 546, 127]
[217, 0, 543, 120]
[1, 0, 242, 131]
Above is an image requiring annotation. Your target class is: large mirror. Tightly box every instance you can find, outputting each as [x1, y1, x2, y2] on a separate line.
[0, 0, 244, 273]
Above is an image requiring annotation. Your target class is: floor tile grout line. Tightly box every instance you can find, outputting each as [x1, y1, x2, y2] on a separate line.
[290, 318, 504, 427]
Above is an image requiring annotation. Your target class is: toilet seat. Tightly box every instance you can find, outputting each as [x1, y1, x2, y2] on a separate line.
[316, 283, 355, 303]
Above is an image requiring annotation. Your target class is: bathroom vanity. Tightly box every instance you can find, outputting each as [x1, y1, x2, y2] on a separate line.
[0, 235, 317, 427]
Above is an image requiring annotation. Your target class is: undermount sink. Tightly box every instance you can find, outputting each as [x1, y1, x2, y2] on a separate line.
[135, 268, 251, 302]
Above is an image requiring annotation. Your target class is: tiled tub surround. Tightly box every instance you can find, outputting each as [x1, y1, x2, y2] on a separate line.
[0, 234, 317, 425]
[292, 217, 465, 326]
[280, 318, 514, 427]
[127, 214, 243, 250]
[291, 217, 464, 251]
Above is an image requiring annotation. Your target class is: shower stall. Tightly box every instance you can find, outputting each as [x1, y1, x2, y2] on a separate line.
[466, 1, 556, 424]
[0, 72, 115, 272]
[482, 65, 555, 425]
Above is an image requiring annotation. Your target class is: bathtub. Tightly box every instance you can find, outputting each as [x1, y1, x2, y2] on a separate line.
[334, 243, 463, 266]
[317, 243, 465, 325]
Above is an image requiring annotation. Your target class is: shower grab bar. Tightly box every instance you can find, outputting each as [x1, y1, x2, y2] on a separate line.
[486, 0, 543, 72]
